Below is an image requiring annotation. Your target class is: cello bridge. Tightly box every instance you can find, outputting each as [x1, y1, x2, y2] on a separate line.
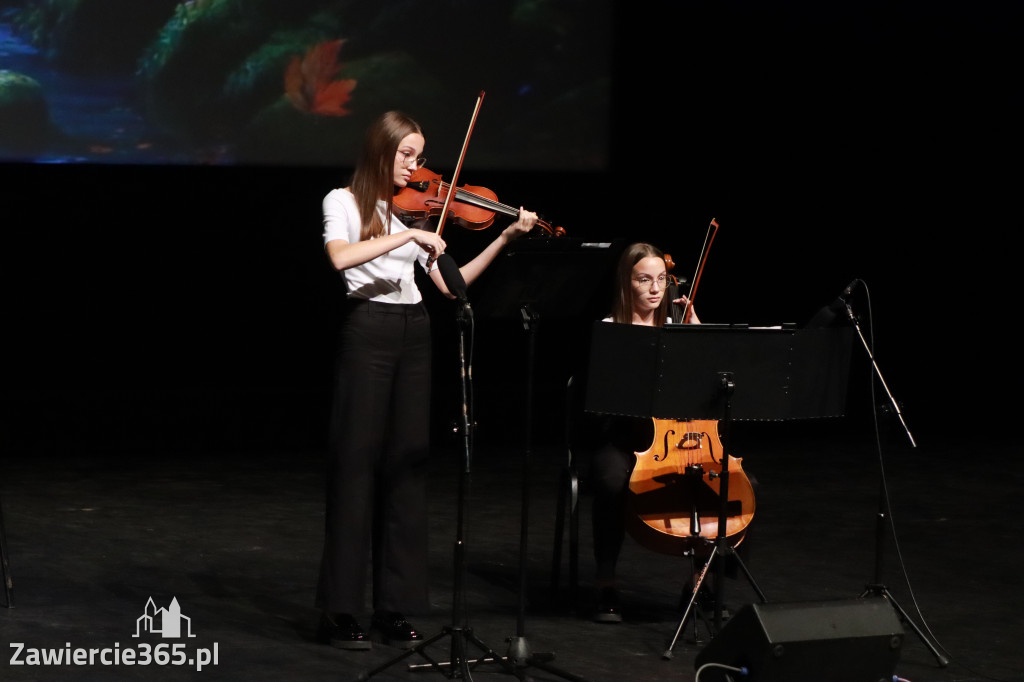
[676, 433, 704, 449]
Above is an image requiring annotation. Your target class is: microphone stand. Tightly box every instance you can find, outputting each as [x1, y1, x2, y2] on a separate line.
[840, 301, 915, 449]
[359, 297, 517, 681]
[839, 299, 948, 667]
[504, 305, 589, 682]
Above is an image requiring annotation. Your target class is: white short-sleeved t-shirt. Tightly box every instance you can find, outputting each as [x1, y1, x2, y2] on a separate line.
[601, 317, 675, 324]
[323, 188, 434, 304]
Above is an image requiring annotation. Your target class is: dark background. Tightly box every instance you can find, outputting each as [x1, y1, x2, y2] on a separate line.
[1, 1, 1020, 459]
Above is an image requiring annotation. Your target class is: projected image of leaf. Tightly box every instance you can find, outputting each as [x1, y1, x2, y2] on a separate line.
[285, 39, 356, 116]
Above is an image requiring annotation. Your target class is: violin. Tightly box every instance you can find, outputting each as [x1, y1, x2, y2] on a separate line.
[626, 418, 755, 556]
[393, 166, 566, 238]
[399, 91, 565, 243]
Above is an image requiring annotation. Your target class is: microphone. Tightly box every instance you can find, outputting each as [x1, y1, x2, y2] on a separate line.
[828, 279, 859, 311]
[436, 253, 468, 302]
[806, 279, 859, 328]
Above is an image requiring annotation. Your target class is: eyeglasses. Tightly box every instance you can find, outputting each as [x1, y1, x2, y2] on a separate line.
[397, 149, 427, 169]
[633, 274, 668, 288]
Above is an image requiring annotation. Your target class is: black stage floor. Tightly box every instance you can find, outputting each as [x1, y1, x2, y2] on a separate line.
[2, 420, 1022, 682]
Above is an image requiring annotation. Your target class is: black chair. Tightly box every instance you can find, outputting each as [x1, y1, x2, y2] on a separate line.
[550, 377, 581, 607]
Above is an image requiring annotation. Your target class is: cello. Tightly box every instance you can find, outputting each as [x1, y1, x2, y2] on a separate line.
[626, 416, 756, 556]
[625, 220, 757, 558]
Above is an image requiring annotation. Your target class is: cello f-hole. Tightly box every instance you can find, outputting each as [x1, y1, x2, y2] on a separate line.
[628, 417, 756, 556]
[654, 429, 675, 462]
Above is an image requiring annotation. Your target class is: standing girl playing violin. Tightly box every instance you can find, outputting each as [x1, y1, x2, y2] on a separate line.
[316, 110, 536, 649]
[589, 242, 699, 622]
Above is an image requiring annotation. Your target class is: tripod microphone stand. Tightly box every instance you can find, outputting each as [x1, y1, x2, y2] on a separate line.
[503, 305, 589, 682]
[834, 289, 948, 668]
[358, 296, 517, 682]
[442, 238, 619, 682]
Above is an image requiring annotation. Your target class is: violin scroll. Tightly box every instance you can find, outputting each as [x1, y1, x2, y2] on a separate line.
[543, 222, 567, 238]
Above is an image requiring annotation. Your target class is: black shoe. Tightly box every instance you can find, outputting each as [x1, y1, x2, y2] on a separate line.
[371, 611, 424, 649]
[593, 587, 623, 623]
[317, 612, 372, 650]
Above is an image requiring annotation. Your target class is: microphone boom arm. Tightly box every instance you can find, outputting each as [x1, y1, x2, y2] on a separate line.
[841, 302, 917, 448]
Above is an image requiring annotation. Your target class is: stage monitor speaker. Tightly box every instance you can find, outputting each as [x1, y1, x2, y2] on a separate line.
[694, 597, 904, 682]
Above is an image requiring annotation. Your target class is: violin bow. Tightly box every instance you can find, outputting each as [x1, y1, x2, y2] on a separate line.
[682, 217, 719, 323]
[433, 91, 485, 237]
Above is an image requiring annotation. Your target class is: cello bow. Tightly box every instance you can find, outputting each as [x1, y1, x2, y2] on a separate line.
[682, 217, 719, 322]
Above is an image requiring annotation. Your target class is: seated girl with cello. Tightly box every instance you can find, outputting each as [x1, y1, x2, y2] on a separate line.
[584, 242, 756, 624]
[586, 242, 698, 623]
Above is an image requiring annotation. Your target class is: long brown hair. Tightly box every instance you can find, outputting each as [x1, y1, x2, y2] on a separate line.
[350, 111, 423, 241]
[609, 242, 669, 326]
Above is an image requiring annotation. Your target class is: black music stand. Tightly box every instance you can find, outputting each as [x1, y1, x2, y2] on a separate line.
[461, 238, 623, 682]
[470, 237, 626, 322]
[584, 322, 853, 652]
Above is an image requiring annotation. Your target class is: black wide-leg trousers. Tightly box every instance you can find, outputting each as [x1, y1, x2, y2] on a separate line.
[317, 300, 432, 616]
